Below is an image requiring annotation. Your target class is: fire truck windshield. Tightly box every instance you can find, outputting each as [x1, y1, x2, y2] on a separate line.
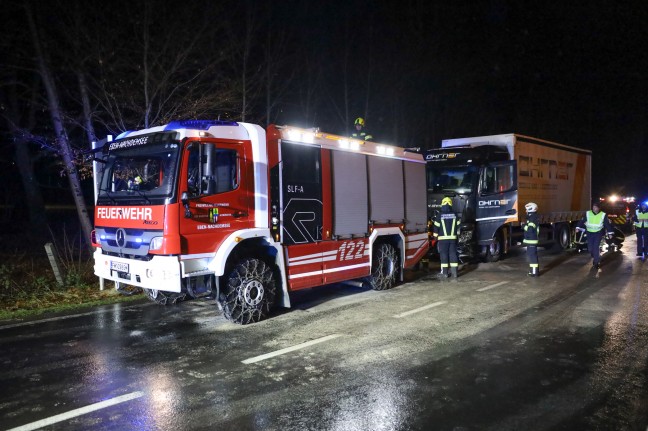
[427, 166, 478, 194]
[97, 141, 181, 205]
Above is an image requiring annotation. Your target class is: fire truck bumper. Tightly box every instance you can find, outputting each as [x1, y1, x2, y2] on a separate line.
[93, 249, 182, 292]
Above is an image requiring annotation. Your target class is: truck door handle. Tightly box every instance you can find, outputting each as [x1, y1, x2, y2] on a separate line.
[233, 211, 248, 218]
[505, 209, 517, 215]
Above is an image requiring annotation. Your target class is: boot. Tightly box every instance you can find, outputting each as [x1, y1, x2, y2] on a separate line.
[528, 266, 539, 277]
[450, 267, 458, 278]
[437, 268, 448, 279]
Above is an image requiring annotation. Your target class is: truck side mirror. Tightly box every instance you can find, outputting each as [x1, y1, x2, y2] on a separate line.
[181, 191, 192, 218]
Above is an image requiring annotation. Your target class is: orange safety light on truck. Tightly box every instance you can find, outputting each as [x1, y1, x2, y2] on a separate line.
[93, 121, 429, 324]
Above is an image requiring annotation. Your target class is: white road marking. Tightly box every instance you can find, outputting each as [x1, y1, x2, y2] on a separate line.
[393, 301, 446, 318]
[5, 391, 144, 431]
[242, 334, 342, 364]
[477, 281, 509, 292]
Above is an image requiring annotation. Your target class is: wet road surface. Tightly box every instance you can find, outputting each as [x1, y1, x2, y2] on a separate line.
[1, 237, 648, 430]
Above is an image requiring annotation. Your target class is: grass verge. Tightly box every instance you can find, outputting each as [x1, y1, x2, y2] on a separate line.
[0, 287, 145, 321]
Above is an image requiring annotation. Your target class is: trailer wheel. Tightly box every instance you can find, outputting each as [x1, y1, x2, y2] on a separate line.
[220, 258, 277, 324]
[484, 232, 503, 262]
[551, 224, 571, 251]
[144, 288, 186, 305]
[367, 243, 400, 291]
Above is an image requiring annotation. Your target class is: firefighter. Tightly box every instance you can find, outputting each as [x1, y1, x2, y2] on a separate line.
[433, 197, 459, 278]
[523, 202, 540, 277]
[632, 201, 648, 258]
[350, 117, 373, 141]
[576, 201, 614, 269]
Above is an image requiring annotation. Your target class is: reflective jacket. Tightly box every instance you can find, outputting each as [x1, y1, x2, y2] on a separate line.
[433, 205, 458, 240]
[523, 212, 539, 245]
[633, 209, 648, 228]
[579, 210, 612, 233]
[350, 129, 373, 141]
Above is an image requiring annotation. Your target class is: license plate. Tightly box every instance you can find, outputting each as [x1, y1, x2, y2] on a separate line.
[110, 261, 129, 273]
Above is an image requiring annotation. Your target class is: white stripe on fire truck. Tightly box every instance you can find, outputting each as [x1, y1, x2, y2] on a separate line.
[288, 262, 370, 279]
[288, 250, 337, 263]
[406, 240, 427, 249]
[407, 233, 429, 241]
[289, 255, 339, 266]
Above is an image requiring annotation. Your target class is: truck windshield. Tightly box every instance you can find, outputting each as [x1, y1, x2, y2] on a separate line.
[97, 140, 181, 205]
[427, 166, 478, 194]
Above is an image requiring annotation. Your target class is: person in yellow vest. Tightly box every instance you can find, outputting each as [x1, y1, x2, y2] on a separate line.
[632, 202, 648, 258]
[433, 197, 459, 278]
[576, 201, 614, 269]
[523, 202, 540, 277]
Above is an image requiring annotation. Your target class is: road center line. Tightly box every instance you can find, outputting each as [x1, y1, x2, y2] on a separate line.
[477, 281, 509, 292]
[242, 334, 342, 364]
[6, 391, 144, 431]
[393, 301, 446, 318]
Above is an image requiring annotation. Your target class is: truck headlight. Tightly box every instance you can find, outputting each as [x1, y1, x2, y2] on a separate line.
[149, 237, 163, 251]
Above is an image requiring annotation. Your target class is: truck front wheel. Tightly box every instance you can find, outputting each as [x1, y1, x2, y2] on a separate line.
[484, 232, 503, 262]
[367, 243, 400, 291]
[220, 258, 277, 324]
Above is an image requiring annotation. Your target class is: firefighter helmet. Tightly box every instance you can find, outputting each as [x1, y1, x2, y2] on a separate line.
[441, 197, 453, 207]
[525, 202, 538, 213]
[354, 117, 365, 126]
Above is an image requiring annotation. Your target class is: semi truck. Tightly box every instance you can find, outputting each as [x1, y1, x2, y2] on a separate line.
[425, 133, 591, 262]
[92, 120, 429, 324]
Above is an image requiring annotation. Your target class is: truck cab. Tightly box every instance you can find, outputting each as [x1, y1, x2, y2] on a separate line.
[425, 145, 514, 261]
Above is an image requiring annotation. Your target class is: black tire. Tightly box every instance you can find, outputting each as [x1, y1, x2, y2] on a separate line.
[116, 284, 143, 296]
[484, 232, 503, 262]
[144, 288, 186, 305]
[220, 258, 277, 324]
[552, 224, 571, 251]
[367, 243, 400, 291]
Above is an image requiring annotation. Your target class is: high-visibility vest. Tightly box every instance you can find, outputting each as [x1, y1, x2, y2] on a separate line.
[585, 210, 606, 232]
[434, 213, 458, 240]
[635, 210, 648, 228]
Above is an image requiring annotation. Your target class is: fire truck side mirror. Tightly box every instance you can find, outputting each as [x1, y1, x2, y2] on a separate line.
[181, 191, 192, 218]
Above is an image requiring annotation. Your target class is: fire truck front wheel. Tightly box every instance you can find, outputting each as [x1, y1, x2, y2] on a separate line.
[144, 289, 186, 305]
[220, 258, 277, 324]
[367, 243, 400, 291]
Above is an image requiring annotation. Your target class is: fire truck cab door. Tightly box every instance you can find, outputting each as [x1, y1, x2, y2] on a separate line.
[179, 140, 250, 255]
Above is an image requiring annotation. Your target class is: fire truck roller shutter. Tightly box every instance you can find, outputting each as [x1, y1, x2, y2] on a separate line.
[404, 162, 427, 232]
[332, 151, 369, 237]
[368, 156, 405, 224]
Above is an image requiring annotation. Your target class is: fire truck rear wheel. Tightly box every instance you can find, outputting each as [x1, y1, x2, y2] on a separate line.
[367, 243, 400, 291]
[144, 288, 186, 305]
[220, 258, 277, 324]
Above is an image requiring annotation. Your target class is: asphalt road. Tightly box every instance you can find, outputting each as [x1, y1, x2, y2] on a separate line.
[1, 236, 647, 431]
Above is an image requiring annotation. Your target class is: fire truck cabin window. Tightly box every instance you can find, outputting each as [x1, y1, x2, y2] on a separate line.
[187, 143, 238, 197]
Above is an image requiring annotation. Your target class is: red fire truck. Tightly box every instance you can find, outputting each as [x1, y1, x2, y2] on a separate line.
[93, 121, 429, 324]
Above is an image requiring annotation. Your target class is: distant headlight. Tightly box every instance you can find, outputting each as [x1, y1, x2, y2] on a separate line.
[149, 237, 163, 251]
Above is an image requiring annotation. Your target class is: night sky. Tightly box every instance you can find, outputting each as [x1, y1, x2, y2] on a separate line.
[1, 0, 647, 204]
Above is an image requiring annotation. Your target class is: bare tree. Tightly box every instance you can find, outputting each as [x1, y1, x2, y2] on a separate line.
[25, 2, 94, 251]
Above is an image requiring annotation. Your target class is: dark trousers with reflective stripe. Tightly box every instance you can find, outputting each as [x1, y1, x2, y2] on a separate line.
[587, 230, 604, 265]
[637, 227, 648, 255]
[438, 239, 458, 271]
[526, 245, 538, 271]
